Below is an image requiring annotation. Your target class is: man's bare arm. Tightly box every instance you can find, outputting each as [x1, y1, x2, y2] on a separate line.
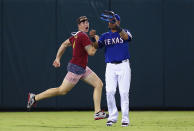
[119, 30, 129, 40]
[115, 20, 132, 41]
[119, 29, 133, 41]
[56, 39, 71, 60]
[85, 44, 97, 56]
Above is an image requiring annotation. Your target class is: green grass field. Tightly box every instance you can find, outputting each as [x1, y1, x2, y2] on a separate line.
[0, 111, 194, 131]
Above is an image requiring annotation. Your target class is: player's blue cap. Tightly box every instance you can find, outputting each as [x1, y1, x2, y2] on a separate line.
[115, 14, 120, 21]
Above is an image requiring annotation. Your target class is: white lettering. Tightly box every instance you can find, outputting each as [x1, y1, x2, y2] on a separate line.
[112, 38, 115, 44]
[104, 39, 107, 45]
[120, 38, 124, 43]
[116, 37, 120, 43]
[107, 39, 111, 45]
[104, 37, 124, 45]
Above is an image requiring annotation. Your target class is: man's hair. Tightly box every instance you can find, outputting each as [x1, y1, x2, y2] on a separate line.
[77, 16, 88, 24]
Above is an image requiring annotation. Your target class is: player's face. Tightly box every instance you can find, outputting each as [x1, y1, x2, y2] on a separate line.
[108, 20, 120, 30]
[78, 20, 89, 33]
[108, 22, 116, 29]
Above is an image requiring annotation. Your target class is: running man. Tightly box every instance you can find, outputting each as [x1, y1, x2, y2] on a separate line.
[27, 16, 108, 120]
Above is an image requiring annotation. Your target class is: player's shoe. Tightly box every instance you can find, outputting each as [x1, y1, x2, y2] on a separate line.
[94, 110, 109, 120]
[27, 93, 36, 110]
[106, 120, 117, 126]
[121, 123, 129, 127]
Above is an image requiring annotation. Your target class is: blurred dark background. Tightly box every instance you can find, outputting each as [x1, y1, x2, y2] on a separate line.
[0, 0, 194, 110]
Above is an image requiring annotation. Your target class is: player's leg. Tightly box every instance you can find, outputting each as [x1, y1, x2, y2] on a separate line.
[105, 63, 118, 125]
[118, 61, 131, 126]
[27, 72, 81, 109]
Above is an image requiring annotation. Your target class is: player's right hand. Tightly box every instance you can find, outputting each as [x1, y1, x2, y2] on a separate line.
[53, 59, 60, 68]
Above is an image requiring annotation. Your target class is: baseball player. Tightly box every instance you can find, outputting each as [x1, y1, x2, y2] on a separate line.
[94, 11, 132, 126]
[27, 16, 108, 120]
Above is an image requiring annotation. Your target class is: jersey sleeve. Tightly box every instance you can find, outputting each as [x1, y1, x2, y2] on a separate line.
[69, 36, 74, 44]
[124, 29, 132, 42]
[80, 33, 91, 47]
[98, 34, 105, 48]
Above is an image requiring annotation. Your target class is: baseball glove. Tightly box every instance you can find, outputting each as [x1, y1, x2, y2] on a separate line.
[100, 10, 116, 23]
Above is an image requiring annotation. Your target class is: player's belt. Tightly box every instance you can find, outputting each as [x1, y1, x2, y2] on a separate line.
[110, 59, 128, 64]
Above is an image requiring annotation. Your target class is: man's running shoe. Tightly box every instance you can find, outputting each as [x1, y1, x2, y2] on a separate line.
[27, 93, 36, 110]
[94, 110, 109, 120]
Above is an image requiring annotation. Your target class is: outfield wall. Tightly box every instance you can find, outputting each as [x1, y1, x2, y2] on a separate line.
[0, 0, 194, 110]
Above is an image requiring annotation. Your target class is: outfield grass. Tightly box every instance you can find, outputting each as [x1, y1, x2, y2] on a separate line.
[0, 111, 194, 131]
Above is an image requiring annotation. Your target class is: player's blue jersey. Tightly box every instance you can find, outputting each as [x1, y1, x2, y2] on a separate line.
[98, 29, 132, 63]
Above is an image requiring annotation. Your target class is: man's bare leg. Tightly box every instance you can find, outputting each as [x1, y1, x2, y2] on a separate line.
[82, 72, 103, 113]
[35, 79, 75, 101]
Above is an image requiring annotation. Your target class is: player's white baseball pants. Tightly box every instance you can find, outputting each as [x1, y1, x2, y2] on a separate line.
[105, 59, 131, 123]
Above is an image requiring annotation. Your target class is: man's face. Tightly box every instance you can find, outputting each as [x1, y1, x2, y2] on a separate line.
[108, 19, 120, 30]
[78, 20, 89, 32]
